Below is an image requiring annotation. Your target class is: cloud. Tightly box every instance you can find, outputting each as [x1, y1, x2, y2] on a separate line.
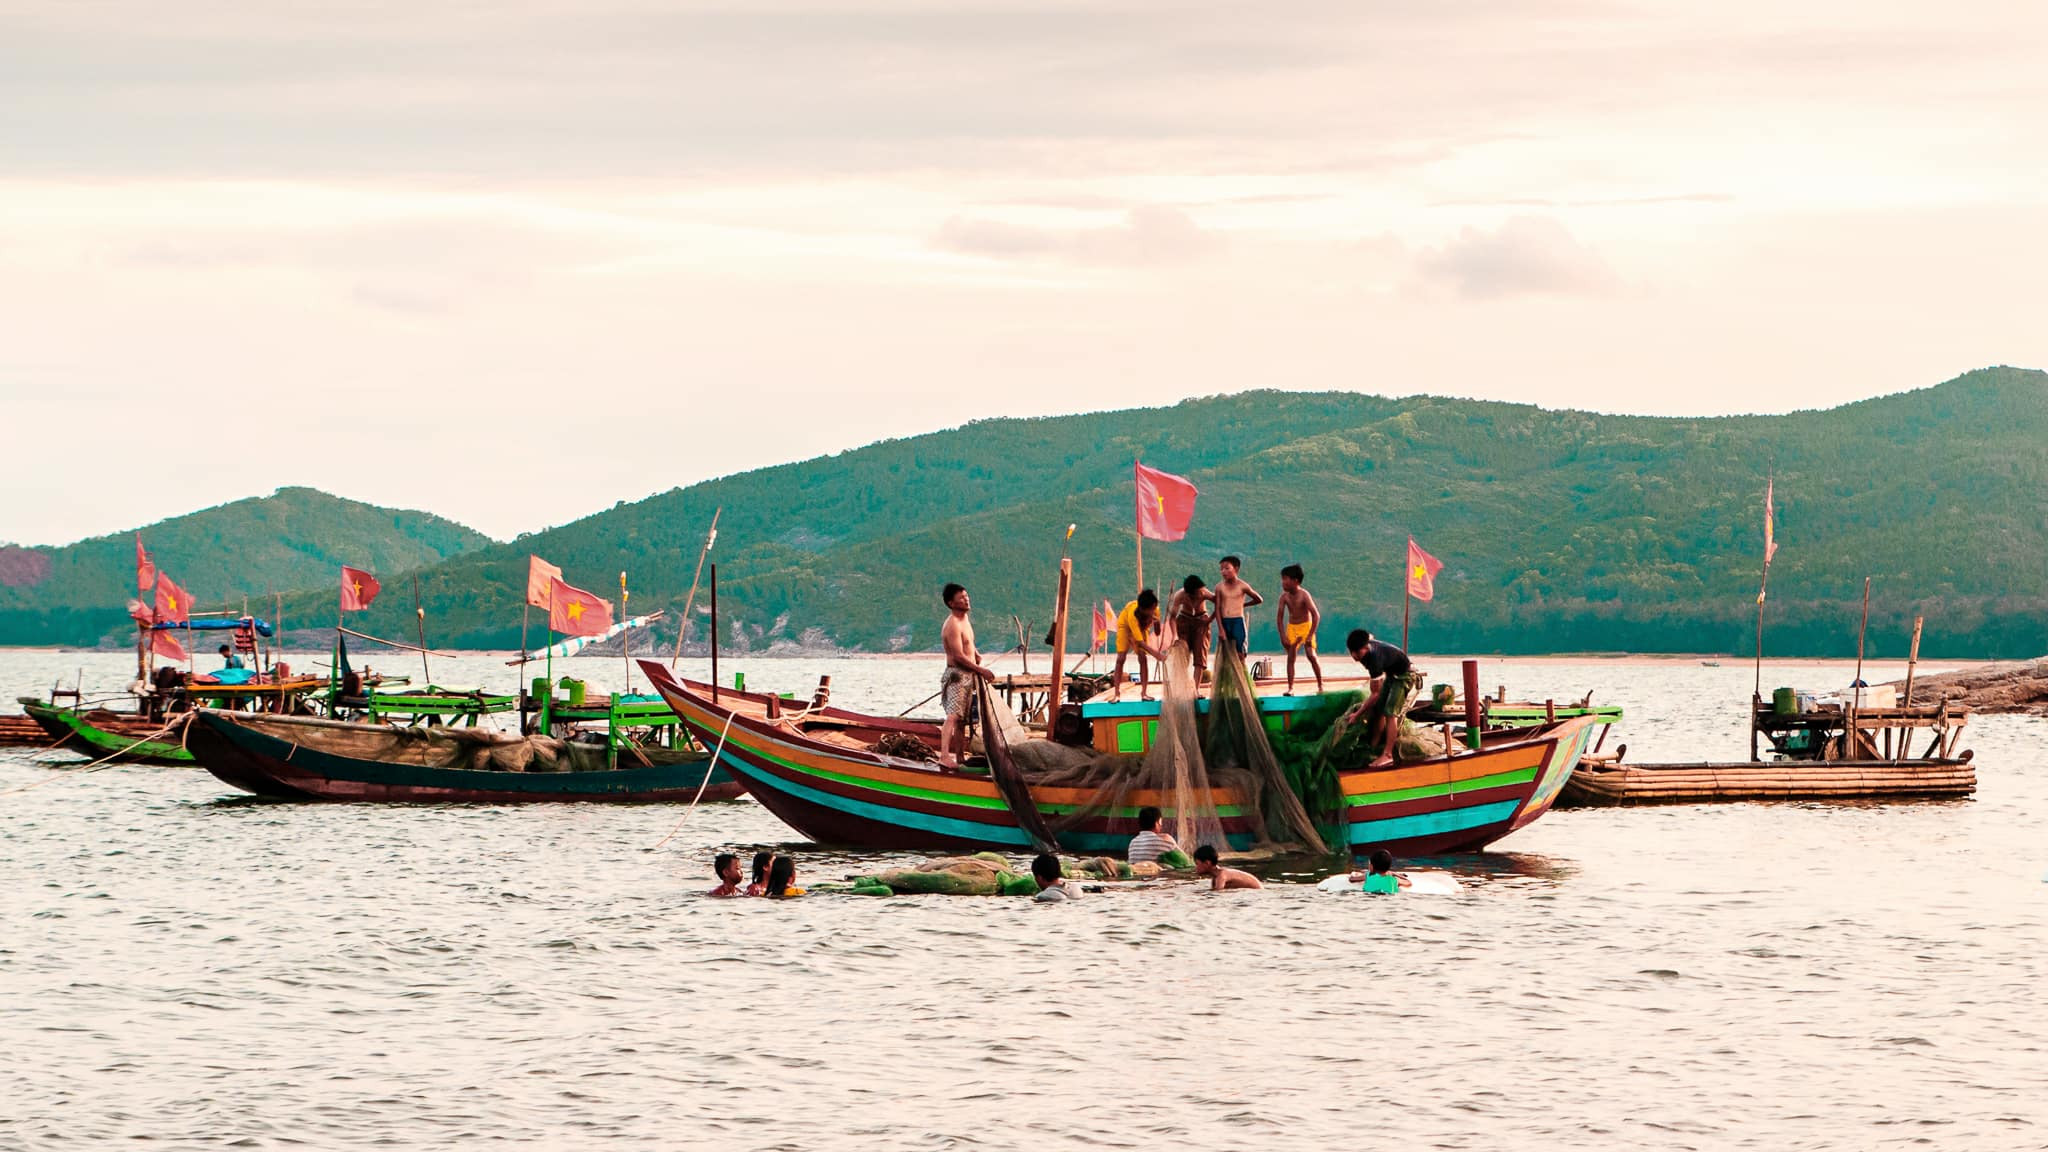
[933, 205, 1220, 267]
[1409, 216, 1619, 299]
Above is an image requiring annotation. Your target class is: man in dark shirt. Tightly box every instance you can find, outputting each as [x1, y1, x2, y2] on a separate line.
[1345, 629, 1412, 768]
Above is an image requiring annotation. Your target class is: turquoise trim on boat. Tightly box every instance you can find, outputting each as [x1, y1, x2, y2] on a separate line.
[1343, 799, 1521, 846]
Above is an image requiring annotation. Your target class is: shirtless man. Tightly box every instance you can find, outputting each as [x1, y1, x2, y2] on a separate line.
[1212, 556, 1263, 660]
[938, 582, 996, 767]
[1165, 575, 1214, 683]
[1192, 844, 1264, 891]
[1274, 564, 1324, 695]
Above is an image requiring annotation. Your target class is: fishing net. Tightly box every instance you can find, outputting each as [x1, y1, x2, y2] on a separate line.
[1265, 679, 1448, 839]
[1205, 642, 1328, 854]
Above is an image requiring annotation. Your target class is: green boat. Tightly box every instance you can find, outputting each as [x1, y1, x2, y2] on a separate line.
[22, 701, 191, 766]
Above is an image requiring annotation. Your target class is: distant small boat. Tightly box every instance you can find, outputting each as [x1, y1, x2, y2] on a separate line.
[22, 701, 190, 765]
[1701, 661, 1722, 667]
[186, 710, 741, 803]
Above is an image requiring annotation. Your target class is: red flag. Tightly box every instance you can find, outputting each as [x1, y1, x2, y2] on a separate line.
[150, 629, 189, 663]
[526, 555, 563, 609]
[154, 572, 193, 625]
[1406, 537, 1444, 602]
[1763, 477, 1778, 566]
[340, 566, 381, 612]
[1091, 599, 1113, 652]
[135, 535, 155, 593]
[1135, 463, 1198, 542]
[547, 576, 613, 637]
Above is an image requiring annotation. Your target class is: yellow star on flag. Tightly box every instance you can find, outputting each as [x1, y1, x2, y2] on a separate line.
[166, 593, 178, 611]
[565, 599, 585, 622]
[1411, 564, 1426, 581]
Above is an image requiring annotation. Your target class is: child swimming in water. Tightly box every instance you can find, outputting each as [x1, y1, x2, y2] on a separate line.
[1349, 848, 1411, 894]
[1193, 845, 1263, 891]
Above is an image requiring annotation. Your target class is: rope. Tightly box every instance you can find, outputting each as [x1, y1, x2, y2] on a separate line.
[644, 689, 832, 851]
[2, 717, 184, 797]
[649, 709, 739, 851]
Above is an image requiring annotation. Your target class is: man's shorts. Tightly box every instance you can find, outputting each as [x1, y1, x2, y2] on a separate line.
[1219, 616, 1248, 655]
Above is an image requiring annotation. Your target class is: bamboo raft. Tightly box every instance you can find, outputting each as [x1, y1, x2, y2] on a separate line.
[1561, 754, 1975, 806]
[0, 713, 56, 747]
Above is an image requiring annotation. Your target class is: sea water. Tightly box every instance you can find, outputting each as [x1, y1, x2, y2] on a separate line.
[3, 651, 2046, 1149]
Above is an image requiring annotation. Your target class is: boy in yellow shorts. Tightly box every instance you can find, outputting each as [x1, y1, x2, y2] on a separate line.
[1275, 564, 1323, 694]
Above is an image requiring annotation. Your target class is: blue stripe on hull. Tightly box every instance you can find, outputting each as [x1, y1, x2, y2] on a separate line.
[723, 749, 1253, 854]
[1343, 799, 1521, 847]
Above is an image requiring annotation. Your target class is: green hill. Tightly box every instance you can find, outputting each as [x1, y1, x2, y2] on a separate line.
[0, 487, 494, 646]
[296, 366, 2048, 660]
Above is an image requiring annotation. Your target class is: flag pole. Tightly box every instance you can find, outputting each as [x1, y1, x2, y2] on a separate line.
[620, 571, 631, 696]
[1402, 537, 1413, 651]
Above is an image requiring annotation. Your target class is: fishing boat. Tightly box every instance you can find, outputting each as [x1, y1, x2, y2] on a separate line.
[184, 710, 743, 803]
[639, 661, 1599, 857]
[22, 701, 190, 765]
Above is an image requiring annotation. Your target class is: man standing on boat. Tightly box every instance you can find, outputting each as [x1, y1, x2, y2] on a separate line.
[1344, 629, 1412, 768]
[938, 582, 996, 767]
[1212, 556, 1263, 659]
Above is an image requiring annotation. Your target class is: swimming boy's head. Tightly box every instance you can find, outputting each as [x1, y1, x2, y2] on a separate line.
[714, 852, 740, 885]
[1219, 556, 1241, 578]
[1031, 851, 1062, 889]
[1192, 844, 1219, 875]
[941, 582, 968, 612]
[1280, 564, 1304, 590]
[1183, 574, 1205, 595]
[1346, 629, 1373, 660]
[1138, 806, 1162, 833]
[1368, 849, 1394, 875]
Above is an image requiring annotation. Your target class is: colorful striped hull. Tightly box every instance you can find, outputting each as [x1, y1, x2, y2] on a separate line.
[641, 662, 1593, 858]
[187, 711, 742, 803]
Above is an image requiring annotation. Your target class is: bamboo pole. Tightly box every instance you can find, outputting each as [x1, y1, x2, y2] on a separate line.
[710, 563, 720, 704]
[620, 571, 631, 696]
[671, 507, 721, 669]
[1847, 575, 1870, 752]
[413, 574, 431, 686]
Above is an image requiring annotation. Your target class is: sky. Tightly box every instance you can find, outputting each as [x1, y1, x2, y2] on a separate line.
[3, 0, 2045, 545]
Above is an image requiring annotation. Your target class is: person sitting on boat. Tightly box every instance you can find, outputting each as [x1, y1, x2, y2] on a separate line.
[1126, 806, 1181, 865]
[1166, 576, 1214, 683]
[1348, 848, 1411, 894]
[765, 855, 804, 898]
[1344, 629, 1413, 769]
[746, 851, 776, 897]
[709, 852, 743, 898]
[1275, 564, 1324, 695]
[1031, 852, 1079, 901]
[217, 644, 245, 671]
[1110, 590, 1166, 701]
[1192, 845, 1263, 891]
[938, 582, 997, 768]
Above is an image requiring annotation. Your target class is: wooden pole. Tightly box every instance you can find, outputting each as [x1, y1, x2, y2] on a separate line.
[620, 571, 631, 696]
[275, 590, 285, 714]
[1461, 659, 1482, 750]
[710, 563, 720, 704]
[413, 574, 431, 686]
[1047, 558, 1072, 725]
[1402, 591, 1412, 652]
[671, 507, 721, 669]
[1901, 615, 1925, 706]
[1847, 575, 1871, 748]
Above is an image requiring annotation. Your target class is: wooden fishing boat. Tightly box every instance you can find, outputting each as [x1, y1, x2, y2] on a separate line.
[0, 711, 59, 747]
[1562, 754, 1974, 806]
[639, 661, 1599, 857]
[185, 710, 743, 803]
[22, 701, 190, 765]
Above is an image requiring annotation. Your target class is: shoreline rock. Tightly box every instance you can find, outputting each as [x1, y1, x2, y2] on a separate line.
[1881, 659, 2048, 716]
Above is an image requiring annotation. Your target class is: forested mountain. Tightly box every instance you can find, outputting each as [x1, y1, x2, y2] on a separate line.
[282, 366, 2048, 659]
[0, 488, 493, 645]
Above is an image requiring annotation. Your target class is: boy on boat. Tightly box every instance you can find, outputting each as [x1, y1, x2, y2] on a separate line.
[1031, 852, 1080, 901]
[1165, 576, 1214, 683]
[708, 852, 743, 898]
[1192, 845, 1263, 891]
[1348, 848, 1410, 894]
[1274, 564, 1323, 694]
[1110, 590, 1166, 700]
[1212, 557, 1263, 659]
[217, 644, 244, 671]
[1126, 806, 1181, 865]
[938, 582, 996, 767]
[1344, 629, 1413, 769]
